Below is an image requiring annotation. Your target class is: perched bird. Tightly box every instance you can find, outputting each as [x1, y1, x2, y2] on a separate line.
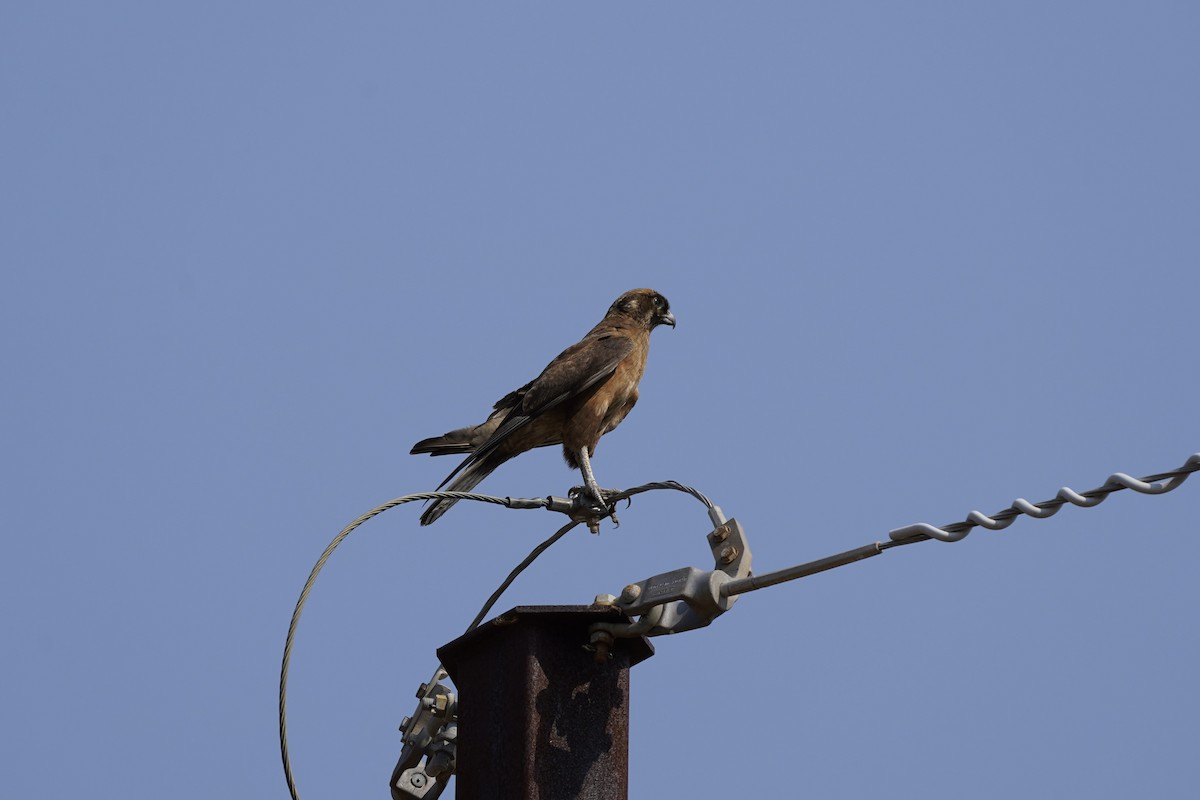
[411, 288, 675, 525]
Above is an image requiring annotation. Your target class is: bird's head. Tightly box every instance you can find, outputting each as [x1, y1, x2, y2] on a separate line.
[609, 288, 676, 330]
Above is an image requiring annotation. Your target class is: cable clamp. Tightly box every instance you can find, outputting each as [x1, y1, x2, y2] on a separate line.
[591, 518, 753, 638]
[389, 668, 456, 800]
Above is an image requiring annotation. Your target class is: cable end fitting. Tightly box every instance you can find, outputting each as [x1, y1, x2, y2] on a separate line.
[708, 505, 727, 528]
[544, 495, 574, 514]
[505, 496, 547, 510]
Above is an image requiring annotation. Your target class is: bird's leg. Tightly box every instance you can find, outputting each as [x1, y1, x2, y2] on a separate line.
[577, 446, 619, 531]
[578, 446, 604, 505]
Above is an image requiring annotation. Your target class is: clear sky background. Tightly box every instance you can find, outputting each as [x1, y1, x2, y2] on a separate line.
[3, 3, 1198, 798]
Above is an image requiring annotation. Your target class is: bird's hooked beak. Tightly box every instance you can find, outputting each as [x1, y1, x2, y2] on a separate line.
[657, 310, 676, 329]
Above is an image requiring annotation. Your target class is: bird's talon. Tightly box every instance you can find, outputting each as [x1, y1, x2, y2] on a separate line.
[593, 487, 620, 505]
[568, 485, 621, 531]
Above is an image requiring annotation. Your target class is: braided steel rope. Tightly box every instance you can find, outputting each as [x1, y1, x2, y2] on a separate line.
[280, 479, 715, 800]
[609, 479, 718, 511]
[280, 489, 528, 800]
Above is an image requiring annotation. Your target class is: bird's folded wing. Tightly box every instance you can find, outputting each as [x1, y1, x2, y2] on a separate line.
[519, 333, 635, 415]
[434, 334, 634, 489]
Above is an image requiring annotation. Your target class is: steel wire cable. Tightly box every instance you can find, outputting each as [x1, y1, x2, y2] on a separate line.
[464, 518, 582, 633]
[280, 479, 714, 800]
[280, 490, 524, 800]
[608, 480, 717, 511]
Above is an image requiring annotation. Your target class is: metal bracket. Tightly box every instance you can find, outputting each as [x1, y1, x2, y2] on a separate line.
[389, 668, 456, 800]
[591, 517, 753, 639]
[545, 490, 626, 534]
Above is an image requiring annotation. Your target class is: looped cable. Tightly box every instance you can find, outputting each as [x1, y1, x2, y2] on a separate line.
[280, 488, 549, 800]
[607, 480, 726, 527]
[281, 478, 719, 800]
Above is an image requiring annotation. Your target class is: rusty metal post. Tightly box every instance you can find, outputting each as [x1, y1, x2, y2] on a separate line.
[437, 605, 654, 800]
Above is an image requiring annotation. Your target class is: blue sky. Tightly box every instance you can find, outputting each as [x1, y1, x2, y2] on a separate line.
[3, 3, 1198, 798]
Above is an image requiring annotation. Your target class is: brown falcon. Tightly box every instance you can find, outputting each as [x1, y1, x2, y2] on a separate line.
[411, 288, 675, 525]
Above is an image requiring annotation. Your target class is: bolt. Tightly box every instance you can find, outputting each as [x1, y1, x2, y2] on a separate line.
[589, 629, 614, 664]
[619, 583, 642, 603]
[720, 545, 738, 564]
[711, 525, 730, 542]
[399, 716, 412, 731]
[410, 773, 427, 789]
[593, 593, 617, 607]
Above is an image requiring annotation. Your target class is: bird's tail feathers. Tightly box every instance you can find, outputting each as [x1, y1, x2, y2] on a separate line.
[419, 455, 502, 526]
[411, 415, 508, 457]
[411, 433, 473, 456]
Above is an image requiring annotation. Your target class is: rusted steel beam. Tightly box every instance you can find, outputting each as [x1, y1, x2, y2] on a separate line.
[438, 606, 654, 800]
